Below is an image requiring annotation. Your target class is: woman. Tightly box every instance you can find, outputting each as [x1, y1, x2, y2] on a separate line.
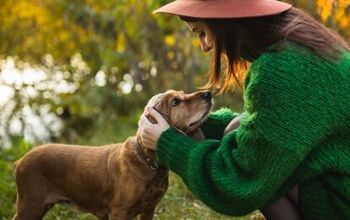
[138, 0, 350, 219]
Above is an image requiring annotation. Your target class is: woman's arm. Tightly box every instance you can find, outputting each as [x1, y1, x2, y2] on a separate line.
[156, 46, 339, 215]
[200, 108, 240, 139]
[156, 118, 306, 216]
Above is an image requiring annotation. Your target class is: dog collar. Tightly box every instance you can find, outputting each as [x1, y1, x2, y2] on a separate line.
[136, 139, 159, 170]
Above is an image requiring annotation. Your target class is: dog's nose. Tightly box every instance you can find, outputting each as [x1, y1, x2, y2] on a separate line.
[202, 91, 212, 101]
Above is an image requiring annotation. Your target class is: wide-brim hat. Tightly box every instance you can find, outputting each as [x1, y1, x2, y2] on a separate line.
[154, 0, 292, 18]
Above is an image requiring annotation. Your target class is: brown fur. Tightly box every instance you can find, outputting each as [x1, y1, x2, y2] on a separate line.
[12, 90, 212, 220]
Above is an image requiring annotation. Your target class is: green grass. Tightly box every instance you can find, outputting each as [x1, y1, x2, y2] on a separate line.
[0, 113, 264, 220]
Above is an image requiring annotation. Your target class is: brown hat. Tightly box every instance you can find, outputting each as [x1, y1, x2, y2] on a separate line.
[154, 0, 292, 18]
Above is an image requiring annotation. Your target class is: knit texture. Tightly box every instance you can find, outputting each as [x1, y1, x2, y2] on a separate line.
[200, 108, 240, 140]
[156, 42, 350, 219]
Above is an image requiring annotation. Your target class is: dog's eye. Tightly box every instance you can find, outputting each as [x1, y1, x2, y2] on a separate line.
[171, 98, 181, 107]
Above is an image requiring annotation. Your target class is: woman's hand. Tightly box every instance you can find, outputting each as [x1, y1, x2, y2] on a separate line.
[137, 107, 170, 151]
[223, 115, 242, 135]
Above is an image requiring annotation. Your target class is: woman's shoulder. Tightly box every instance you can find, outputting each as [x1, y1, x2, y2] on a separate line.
[244, 41, 350, 96]
[254, 41, 350, 67]
[254, 41, 320, 67]
[247, 41, 349, 81]
[245, 42, 311, 84]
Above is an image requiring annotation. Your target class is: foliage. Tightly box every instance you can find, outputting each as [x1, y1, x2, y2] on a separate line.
[0, 0, 212, 143]
[0, 138, 31, 219]
[290, 0, 350, 39]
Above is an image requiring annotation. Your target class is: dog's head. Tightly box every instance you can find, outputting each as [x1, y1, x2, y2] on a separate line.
[145, 90, 213, 136]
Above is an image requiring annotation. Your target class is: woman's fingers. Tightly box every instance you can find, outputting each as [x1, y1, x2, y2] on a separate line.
[138, 114, 155, 150]
[139, 109, 155, 127]
[138, 112, 145, 127]
[137, 106, 170, 151]
[147, 107, 167, 125]
[224, 115, 242, 135]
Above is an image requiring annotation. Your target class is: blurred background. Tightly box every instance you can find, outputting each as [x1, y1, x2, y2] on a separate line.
[0, 0, 349, 219]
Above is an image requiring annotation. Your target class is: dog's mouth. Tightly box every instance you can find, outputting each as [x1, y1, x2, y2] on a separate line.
[188, 104, 212, 128]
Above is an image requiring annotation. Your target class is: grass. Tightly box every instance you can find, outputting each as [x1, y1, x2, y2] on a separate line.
[0, 112, 264, 220]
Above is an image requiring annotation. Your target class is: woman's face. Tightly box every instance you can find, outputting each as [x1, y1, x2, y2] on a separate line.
[185, 21, 215, 53]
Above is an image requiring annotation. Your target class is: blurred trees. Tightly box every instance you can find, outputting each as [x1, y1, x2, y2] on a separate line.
[0, 0, 208, 144]
[290, 0, 350, 38]
[0, 0, 349, 145]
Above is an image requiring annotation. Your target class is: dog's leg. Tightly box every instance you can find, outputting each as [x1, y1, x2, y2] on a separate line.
[109, 208, 130, 220]
[109, 176, 148, 220]
[98, 213, 109, 220]
[12, 195, 48, 220]
[138, 208, 155, 220]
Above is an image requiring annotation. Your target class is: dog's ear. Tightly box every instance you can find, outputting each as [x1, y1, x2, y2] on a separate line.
[145, 93, 163, 125]
[190, 128, 205, 141]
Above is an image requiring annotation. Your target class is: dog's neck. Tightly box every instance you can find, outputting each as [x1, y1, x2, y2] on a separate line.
[134, 125, 187, 171]
[136, 108, 204, 169]
[135, 136, 159, 170]
[135, 125, 203, 171]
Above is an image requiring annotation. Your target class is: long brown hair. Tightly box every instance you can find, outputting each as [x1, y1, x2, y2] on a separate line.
[181, 7, 350, 93]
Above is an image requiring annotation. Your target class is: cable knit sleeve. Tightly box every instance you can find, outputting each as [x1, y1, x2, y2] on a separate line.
[156, 43, 349, 216]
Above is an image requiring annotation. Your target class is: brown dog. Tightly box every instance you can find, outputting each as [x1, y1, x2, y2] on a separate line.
[12, 90, 213, 220]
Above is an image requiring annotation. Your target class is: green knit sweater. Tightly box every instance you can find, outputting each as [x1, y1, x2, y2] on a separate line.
[156, 42, 350, 219]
